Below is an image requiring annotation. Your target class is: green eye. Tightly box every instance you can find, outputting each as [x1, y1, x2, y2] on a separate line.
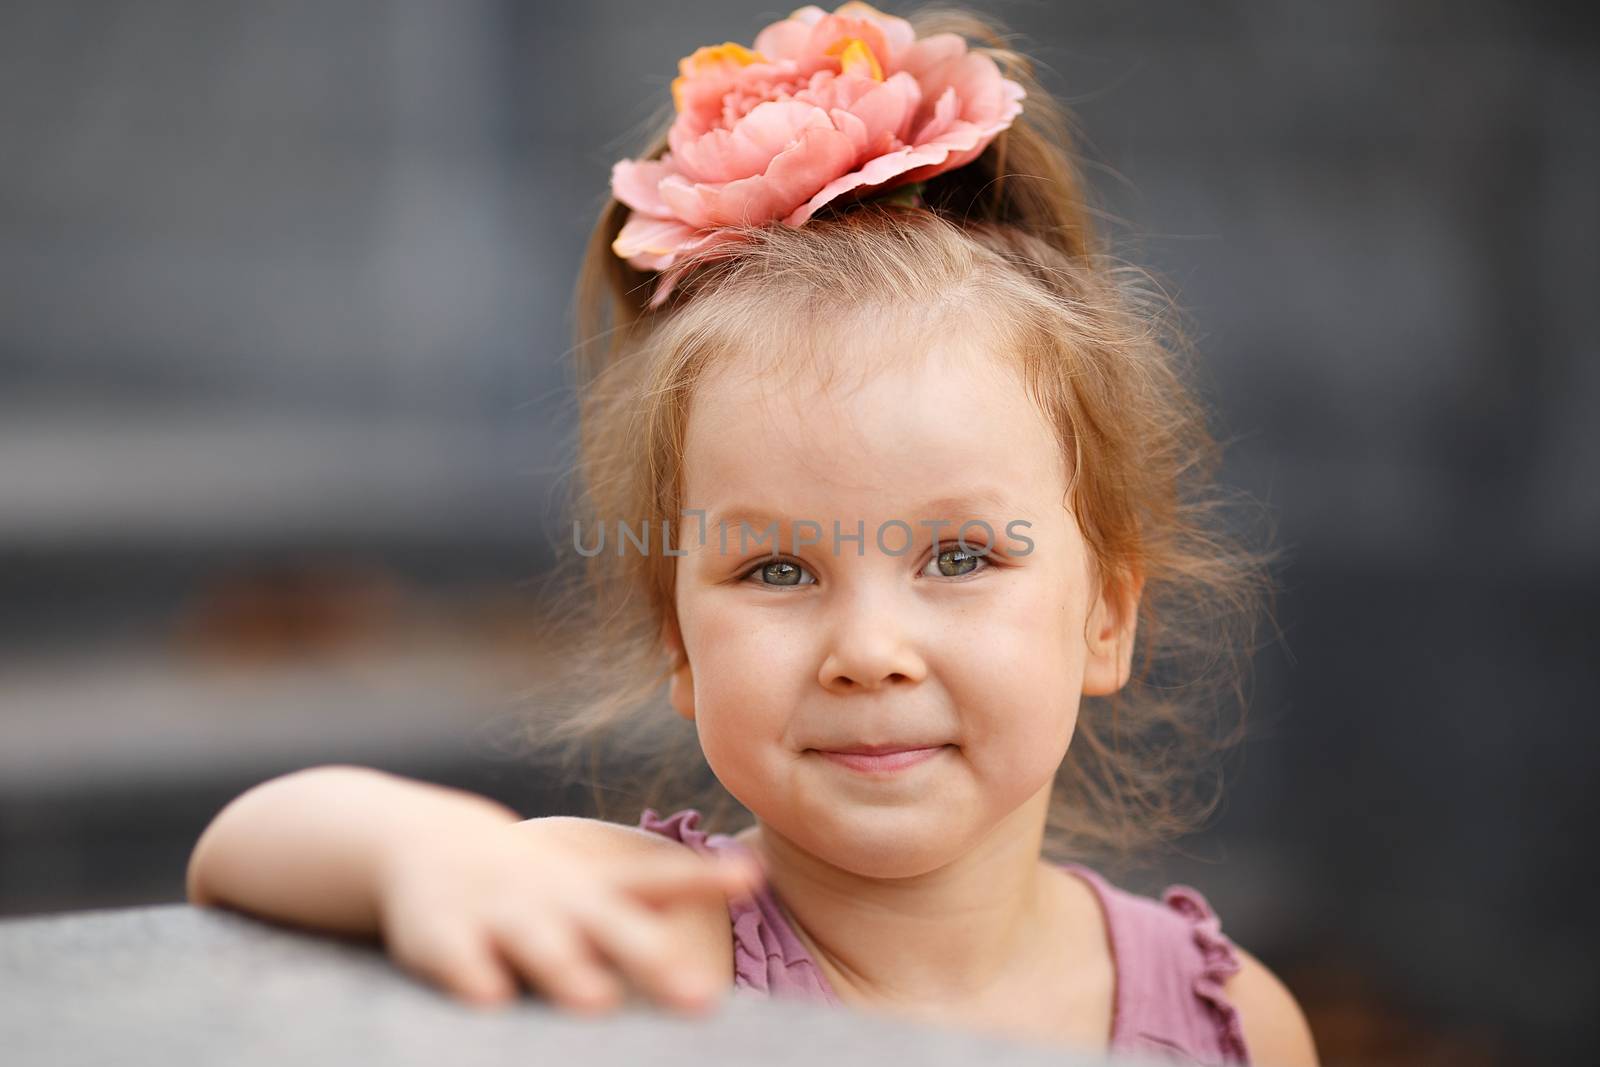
[924, 545, 989, 579]
[744, 558, 815, 587]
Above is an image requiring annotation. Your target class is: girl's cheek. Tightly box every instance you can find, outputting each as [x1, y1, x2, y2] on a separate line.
[695, 616, 802, 713]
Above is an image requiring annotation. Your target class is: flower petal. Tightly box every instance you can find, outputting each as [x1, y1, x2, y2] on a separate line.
[898, 32, 966, 80]
[845, 70, 921, 147]
[830, 38, 883, 81]
[669, 99, 835, 185]
[754, 7, 827, 61]
[613, 212, 699, 269]
[828, 107, 870, 158]
[672, 42, 765, 113]
[809, 16, 890, 77]
[831, 2, 917, 67]
[662, 122, 857, 228]
[784, 140, 952, 227]
[942, 52, 1017, 122]
[911, 86, 960, 144]
[610, 159, 676, 218]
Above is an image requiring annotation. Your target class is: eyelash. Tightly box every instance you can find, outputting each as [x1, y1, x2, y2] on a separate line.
[737, 542, 998, 588]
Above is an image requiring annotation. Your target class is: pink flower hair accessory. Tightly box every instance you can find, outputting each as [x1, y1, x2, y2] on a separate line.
[610, 2, 1026, 307]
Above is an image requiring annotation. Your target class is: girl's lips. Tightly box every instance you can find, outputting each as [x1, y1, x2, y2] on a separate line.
[816, 745, 949, 774]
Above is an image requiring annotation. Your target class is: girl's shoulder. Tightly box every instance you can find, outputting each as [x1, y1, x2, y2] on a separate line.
[1059, 862, 1254, 1063]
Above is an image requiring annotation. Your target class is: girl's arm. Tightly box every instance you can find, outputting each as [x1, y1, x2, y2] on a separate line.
[185, 764, 520, 938]
[1227, 948, 1320, 1066]
[186, 764, 760, 1014]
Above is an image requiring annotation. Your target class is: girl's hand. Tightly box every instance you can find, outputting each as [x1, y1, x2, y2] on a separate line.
[374, 813, 764, 1017]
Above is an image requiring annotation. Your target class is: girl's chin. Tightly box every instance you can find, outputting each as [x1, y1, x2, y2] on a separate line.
[774, 807, 983, 876]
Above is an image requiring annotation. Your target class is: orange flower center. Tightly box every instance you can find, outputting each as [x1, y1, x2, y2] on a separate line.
[827, 37, 884, 81]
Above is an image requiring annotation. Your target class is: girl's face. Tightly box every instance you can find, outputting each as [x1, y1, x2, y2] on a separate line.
[667, 323, 1139, 876]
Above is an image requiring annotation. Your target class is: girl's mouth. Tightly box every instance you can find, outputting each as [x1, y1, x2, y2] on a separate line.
[814, 745, 950, 774]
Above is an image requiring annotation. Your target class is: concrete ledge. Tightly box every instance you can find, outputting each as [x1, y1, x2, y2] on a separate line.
[0, 904, 1152, 1066]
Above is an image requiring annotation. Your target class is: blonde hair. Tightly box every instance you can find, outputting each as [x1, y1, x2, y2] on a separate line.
[516, 5, 1283, 871]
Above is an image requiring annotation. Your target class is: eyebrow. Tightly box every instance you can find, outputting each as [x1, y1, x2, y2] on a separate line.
[704, 489, 1019, 533]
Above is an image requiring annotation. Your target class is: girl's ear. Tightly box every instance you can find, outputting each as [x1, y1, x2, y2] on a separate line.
[663, 620, 696, 722]
[668, 656, 696, 722]
[1081, 566, 1144, 697]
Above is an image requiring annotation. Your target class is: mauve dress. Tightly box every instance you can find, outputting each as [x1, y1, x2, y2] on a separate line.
[639, 808, 1251, 1065]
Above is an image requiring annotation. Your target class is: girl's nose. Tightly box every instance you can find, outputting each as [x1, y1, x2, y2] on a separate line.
[816, 589, 928, 692]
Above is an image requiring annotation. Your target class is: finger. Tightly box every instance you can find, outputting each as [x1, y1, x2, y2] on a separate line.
[608, 850, 766, 906]
[389, 917, 516, 1009]
[492, 910, 623, 1016]
[564, 888, 721, 1013]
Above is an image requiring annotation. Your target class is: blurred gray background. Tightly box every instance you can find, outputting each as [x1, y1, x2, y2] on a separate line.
[1, 2, 1595, 1065]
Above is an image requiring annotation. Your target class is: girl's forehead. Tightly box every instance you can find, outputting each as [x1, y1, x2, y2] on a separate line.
[683, 326, 1062, 509]
[698, 305, 1014, 405]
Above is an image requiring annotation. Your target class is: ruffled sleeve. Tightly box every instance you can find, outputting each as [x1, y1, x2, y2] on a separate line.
[639, 807, 718, 852]
[1064, 862, 1252, 1064]
[1161, 885, 1252, 1065]
[636, 808, 842, 1006]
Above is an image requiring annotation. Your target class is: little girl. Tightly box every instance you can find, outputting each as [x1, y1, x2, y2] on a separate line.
[187, 5, 1317, 1064]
